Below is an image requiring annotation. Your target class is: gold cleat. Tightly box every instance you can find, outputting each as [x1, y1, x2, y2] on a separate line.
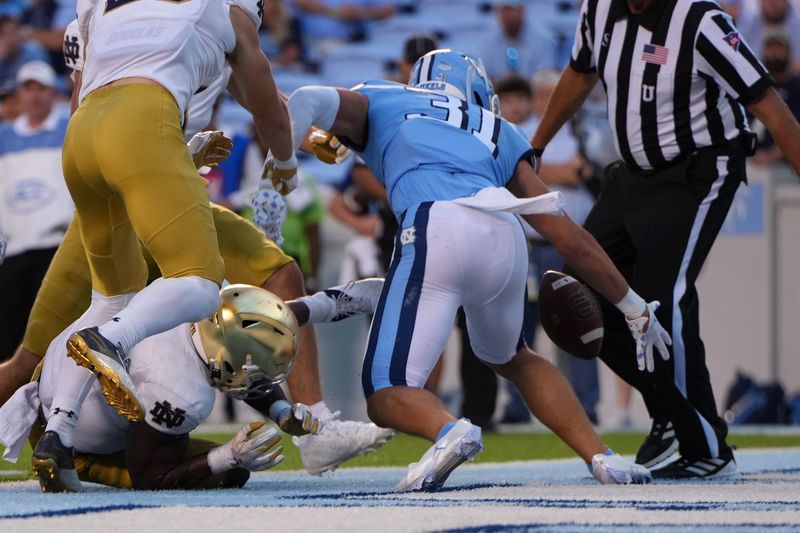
[66, 327, 145, 422]
[31, 431, 82, 493]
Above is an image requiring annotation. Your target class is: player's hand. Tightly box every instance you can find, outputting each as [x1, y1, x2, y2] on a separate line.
[262, 152, 299, 196]
[187, 130, 233, 169]
[207, 421, 284, 474]
[309, 130, 350, 165]
[625, 301, 672, 373]
[277, 403, 322, 436]
[250, 179, 287, 245]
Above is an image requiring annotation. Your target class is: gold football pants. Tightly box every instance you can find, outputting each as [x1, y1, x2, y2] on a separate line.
[22, 206, 293, 358]
[62, 83, 225, 296]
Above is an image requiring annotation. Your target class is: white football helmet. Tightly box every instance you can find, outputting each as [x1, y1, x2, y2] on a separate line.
[195, 285, 300, 399]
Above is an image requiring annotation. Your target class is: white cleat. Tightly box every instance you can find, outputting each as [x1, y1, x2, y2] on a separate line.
[395, 418, 483, 492]
[293, 411, 394, 475]
[592, 452, 652, 484]
[324, 278, 384, 322]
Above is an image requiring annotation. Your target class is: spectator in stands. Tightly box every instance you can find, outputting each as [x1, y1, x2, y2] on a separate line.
[0, 61, 72, 359]
[496, 71, 601, 424]
[737, 0, 800, 73]
[752, 30, 800, 165]
[477, 0, 558, 81]
[260, 0, 306, 70]
[395, 34, 438, 83]
[21, 0, 77, 76]
[291, 0, 396, 56]
[0, 15, 48, 88]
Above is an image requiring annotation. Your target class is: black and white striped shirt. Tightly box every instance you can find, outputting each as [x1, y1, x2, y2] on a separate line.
[571, 0, 773, 171]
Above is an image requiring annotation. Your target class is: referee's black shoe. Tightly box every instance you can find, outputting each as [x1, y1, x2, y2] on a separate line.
[635, 419, 679, 468]
[651, 452, 737, 480]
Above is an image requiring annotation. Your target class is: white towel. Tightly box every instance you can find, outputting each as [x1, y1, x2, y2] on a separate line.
[0, 381, 41, 462]
[452, 188, 566, 215]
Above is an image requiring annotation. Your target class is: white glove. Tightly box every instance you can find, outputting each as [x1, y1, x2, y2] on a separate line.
[591, 451, 651, 484]
[250, 179, 287, 245]
[625, 300, 672, 373]
[262, 152, 299, 196]
[207, 421, 284, 474]
[271, 401, 322, 436]
[309, 130, 351, 164]
[187, 130, 232, 169]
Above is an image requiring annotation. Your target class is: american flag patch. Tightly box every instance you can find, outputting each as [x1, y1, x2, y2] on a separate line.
[723, 31, 740, 52]
[642, 43, 669, 65]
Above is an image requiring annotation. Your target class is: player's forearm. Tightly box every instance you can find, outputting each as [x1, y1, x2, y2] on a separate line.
[244, 385, 288, 418]
[0, 348, 40, 407]
[531, 66, 597, 150]
[749, 88, 800, 176]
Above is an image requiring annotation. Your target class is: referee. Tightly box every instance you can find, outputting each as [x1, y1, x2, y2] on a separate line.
[532, 0, 800, 478]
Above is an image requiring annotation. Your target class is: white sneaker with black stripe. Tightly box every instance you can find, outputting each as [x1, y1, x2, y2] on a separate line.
[651, 454, 737, 479]
[635, 419, 679, 468]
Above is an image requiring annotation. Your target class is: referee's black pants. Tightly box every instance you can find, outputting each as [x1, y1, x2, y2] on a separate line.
[576, 149, 744, 460]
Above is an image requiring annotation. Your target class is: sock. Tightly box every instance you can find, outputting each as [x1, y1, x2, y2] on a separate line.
[300, 291, 337, 324]
[309, 400, 333, 421]
[45, 378, 94, 448]
[437, 421, 457, 441]
[98, 276, 219, 354]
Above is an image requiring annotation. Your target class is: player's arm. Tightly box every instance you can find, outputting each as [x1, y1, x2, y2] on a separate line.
[126, 420, 282, 490]
[748, 87, 800, 175]
[287, 86, 369, 152]
[0, 349, 40, 406]
[227, 7, 293, 162]
[530, 66, 597, 166]
[508, 160, 671, 372]
[243, 386, 320, 436]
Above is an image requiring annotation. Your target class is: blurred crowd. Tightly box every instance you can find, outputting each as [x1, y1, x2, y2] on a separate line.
[1, 0, 799, 427]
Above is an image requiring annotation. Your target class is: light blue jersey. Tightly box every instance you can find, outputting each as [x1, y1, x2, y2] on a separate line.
[348, 80, 533, 218]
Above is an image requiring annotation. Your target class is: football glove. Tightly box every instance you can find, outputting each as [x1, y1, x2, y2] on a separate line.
[625, 300, 672, 373]
[250, 179, 287, 245]
[277, 403, 322, 436]
[187, 130, 233, 169]
[207, 421, 284, 474]
[309, 130, 350, 165]
[262, 152, 299, 196]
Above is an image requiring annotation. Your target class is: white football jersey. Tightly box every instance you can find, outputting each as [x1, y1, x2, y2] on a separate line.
[39, 321, 215, 454]
[77, 0, 262, 115]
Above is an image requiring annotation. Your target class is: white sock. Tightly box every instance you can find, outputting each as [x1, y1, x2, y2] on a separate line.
[98, 276, 219, 353]
[301, 292, 337, 324]
[45, 379, 94, 449]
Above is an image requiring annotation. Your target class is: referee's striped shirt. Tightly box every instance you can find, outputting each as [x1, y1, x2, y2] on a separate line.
[570, 0, 773, 171]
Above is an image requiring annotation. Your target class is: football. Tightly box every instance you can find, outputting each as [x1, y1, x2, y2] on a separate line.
[538, 270, 604, 360]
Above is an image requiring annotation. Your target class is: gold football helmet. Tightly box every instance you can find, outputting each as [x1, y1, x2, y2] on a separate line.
[195, 285, 300, 399]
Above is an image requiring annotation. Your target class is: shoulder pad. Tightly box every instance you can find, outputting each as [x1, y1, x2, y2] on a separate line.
[63, 20, 84, 72]
[229, 0, 263, 30]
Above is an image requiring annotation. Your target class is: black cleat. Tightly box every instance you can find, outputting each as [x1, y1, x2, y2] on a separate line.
[31, 431, 82, 493]
[66, 327, 144, 422]
[635, 419, 679, 468]
[651, 453, 737, 479]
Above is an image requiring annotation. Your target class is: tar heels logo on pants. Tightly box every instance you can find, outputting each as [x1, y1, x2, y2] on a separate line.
[401, 226, 416, 245]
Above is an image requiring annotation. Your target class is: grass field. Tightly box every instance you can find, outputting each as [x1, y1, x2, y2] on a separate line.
[3, 429, 800, 482]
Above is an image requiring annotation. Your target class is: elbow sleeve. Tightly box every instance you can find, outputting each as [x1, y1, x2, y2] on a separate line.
[287, 85, 340, 149]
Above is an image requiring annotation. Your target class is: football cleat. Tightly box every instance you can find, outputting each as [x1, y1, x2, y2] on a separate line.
[66, 327, 144, 422]
[292, 411, 394, 475]
[635, 419, 679, 468]
[651, 454, 737, 479]
[31, 431, 82, 493]
[591, 451, 652, 484]
[324, 278, 384, 322]
[395, 418, 483, 492]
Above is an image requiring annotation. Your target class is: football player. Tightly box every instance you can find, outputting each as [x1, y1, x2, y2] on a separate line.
[4, 12, 391, 481]
[281, 49, 673, 490]
[1, 282, 382, 492]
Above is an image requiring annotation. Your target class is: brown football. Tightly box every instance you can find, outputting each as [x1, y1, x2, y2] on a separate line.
[539, 270, 604, 360]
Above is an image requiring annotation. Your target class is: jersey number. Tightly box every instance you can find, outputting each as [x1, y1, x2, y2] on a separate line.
[407, 94, 500, 158]
[105, 0, 187, 13]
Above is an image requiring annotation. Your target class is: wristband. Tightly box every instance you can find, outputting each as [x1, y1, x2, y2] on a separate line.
[615, 288, 646, 318]
[272, 153, 298, 170]
[207, 444, 234, 475]
[269, 400, 292, 424]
